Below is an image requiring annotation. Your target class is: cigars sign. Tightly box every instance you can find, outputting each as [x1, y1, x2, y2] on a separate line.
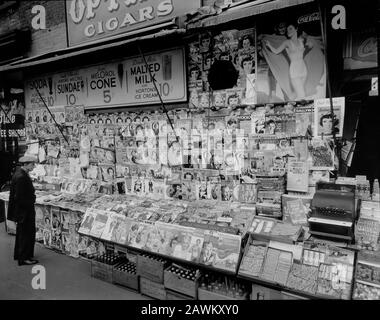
[24, 48, 186, 109]
[66, 0, 200, 46]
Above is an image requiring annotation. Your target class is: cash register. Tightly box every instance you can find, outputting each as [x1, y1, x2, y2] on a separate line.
[308, 182, 356, 241]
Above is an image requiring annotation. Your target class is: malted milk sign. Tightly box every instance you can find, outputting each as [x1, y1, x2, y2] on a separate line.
[66, 0, 200, 46]
[24, 48, 187, 109]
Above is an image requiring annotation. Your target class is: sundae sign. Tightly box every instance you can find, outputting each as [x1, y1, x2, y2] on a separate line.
[66, 0, 200, 46]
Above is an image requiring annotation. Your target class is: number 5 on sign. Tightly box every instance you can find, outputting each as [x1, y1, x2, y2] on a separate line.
[103, 90, 112, 103]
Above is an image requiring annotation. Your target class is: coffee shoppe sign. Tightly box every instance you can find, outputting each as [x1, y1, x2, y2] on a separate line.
[24, 48, 186, 109]
[66, 0, 200, 46]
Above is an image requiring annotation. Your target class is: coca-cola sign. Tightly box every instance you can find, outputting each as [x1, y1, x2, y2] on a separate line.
[298, 12, 320, 24]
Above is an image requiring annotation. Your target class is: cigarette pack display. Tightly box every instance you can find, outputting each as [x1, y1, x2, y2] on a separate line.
[238, 239, 268, 278]
[286, 262, 319, 295]
[260, 247, 292, 285]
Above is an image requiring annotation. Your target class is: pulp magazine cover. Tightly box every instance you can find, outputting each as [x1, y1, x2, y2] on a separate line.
[282, 194, 312, 225]
[200, 230, 241, 272]
[309, 139, 335, 170]
[295, 103, 314, 136]
[125, 221, 154, 250]
[286, 159, 309, 192]
[168, 225, 198, 261]
[101, 213, 129, 244]
[78, 208, 97, 236]
[88, 209, 110, 238]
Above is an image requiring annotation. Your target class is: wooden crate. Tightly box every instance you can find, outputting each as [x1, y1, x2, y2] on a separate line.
[164, 268, 199, 298]
[166, 289, 194, 300]
[198, 288, 247, 300]
[91, 260, 113, 283]
[140, 277, 167, 300]
[251, 284, 283, 300]
[137, 254, 167, 284]
[112, 268, 139, 291]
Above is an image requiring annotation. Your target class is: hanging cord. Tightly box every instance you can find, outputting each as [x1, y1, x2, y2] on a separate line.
[137, 43, 180, 144]
[317, 0, 341, 167]
[34, 85, 69, 145]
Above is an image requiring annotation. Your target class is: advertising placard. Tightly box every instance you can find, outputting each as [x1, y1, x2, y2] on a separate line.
[24, 48, 187, 109]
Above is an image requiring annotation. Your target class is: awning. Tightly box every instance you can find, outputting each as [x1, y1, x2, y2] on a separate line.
[0, 26, 185, 74]
[186, 0, 315, 29]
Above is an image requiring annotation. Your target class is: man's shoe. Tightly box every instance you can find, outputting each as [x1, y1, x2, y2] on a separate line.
[18, 260, 38, 266]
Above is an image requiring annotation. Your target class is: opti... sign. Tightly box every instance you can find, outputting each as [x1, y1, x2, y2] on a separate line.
[66, 0, 200, 46]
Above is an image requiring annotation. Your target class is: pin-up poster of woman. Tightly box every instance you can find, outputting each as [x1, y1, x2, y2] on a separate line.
[256, 6, 326, 103]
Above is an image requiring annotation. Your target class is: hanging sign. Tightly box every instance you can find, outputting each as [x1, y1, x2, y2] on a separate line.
[24, 48, 187, 109]
[66, 0, 201, 46]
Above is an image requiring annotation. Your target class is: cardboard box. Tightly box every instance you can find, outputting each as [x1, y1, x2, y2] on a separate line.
[140, 277, 167, 300]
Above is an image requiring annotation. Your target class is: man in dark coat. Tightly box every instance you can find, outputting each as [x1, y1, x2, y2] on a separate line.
[8, 155, 39, 266]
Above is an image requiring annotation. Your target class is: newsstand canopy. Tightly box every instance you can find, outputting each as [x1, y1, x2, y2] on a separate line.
[186, 0, 315, 29]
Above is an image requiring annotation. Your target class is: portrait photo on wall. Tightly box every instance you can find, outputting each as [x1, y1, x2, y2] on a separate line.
[256, 6, 326, 103]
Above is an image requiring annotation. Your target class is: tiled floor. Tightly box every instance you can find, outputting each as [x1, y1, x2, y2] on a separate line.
[0, 223, 148, 300]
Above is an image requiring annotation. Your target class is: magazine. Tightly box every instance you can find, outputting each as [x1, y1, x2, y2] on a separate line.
[88, 209, 110, 238]
[314, 97, 345, 138]
[78, 208, 97, 235]
[287, 159, 309, 192]
[200, 230, 241, 272]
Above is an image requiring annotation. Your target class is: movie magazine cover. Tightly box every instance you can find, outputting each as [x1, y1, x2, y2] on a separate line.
[200, 230, 242, 272]
[295, 102, 314, 136]
[78, 208, 97, 236]
[35, 204, 47, 243]
[101, 213, 129, 244]
[314, 97, 345, 138]
[88, 209, 110, 238]
[50, 207, 63, 252]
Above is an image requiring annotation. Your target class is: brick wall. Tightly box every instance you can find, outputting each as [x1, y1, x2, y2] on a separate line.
[0, 0, 67, 57]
